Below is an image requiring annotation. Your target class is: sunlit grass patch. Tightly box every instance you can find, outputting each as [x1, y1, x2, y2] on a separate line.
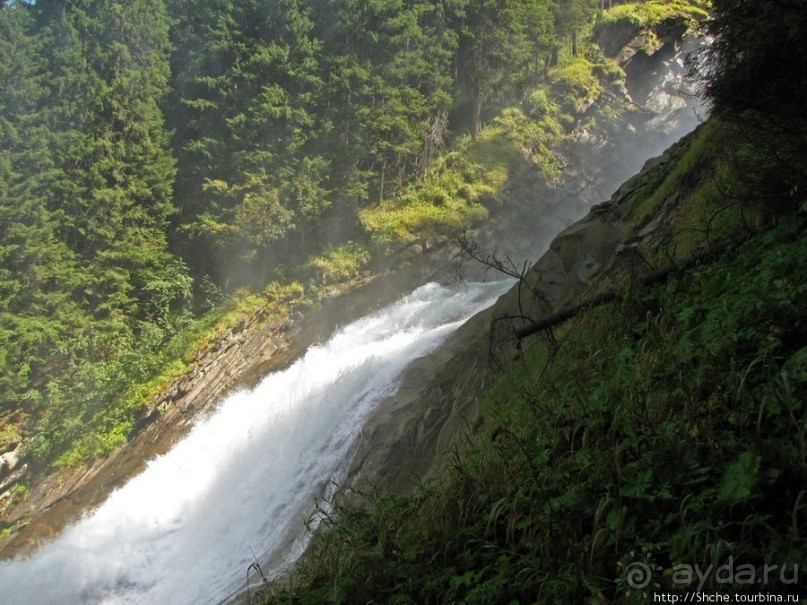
[360, 136, 507, 245]
[308, 242, 371, 283]
[598, 0, 710, 30]
[549, 55, 604, 111]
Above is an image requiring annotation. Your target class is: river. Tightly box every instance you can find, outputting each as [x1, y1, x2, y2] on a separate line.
[0, 280, 513, 605]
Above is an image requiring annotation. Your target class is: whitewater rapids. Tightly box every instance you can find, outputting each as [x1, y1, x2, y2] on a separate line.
[0, 280, 512, 605]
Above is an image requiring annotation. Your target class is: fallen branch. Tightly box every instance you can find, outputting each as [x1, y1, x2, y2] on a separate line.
[514, 235, 749, 341]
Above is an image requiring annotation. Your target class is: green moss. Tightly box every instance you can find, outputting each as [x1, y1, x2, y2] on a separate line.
[0, 420, 20, 453]
[3, 482, 29, 507]
[599, 0, 710, 31]
[620, 120, 769, 258]
[360, 92, 574, 247]
[308, 242, 371, 283]
[625, 125, 714, 222]
[256, 107, 807, 600]
[594, 0, 710, 59]
[54, 425, 131, 468]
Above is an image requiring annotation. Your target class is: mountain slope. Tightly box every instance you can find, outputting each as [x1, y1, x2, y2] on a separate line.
[259, 116, 806, 605]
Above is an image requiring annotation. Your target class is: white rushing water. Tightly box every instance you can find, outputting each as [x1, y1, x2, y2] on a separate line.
[0, 280, 512, 605]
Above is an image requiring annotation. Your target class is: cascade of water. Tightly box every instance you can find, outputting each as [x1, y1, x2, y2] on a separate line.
[0, 280, 512, 605]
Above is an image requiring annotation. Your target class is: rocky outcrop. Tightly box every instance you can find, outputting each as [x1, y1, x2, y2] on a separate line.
[461, 29, 707, 277]
[0, 261, 455, 558]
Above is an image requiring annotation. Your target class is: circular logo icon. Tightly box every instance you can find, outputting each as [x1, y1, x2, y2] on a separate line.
[625, 561, 653, 590]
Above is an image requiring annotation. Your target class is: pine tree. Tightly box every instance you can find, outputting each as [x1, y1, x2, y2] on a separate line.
[169, 0, 327, 286]
[704, 0, 807, 214]
[1, 0, 189, 460]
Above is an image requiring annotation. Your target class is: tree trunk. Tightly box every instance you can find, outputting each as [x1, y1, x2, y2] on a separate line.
[472, 93, 485, 138]
[379, 160, 386, 202]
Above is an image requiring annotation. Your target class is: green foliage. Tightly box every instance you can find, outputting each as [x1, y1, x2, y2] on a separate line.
[170, 0, 461, 282]
[705, 0, 805, 119]
[359, 137, 504, 245]
[308, 242, 370, 284]
[718, 451, 760, 504]
[701, 0, 807, 216]
[167, 0, 626, 279]
[0, 0, 721, 508]
[549, 55, 603, 110]
[0, 0, 194, 469]
[492, 107, 565, 183]
[598, 0, 710, 30]
[359, 91, 572, 247]
[622, 123, 718, 224]
[5, 483, 28, 508]
[35, 280, 307, 469]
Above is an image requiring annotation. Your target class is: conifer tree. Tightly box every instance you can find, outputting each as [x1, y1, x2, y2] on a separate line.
[1, 0, 188, 459]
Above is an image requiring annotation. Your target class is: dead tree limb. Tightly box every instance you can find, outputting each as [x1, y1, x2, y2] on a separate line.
[514, 234, 749, 341]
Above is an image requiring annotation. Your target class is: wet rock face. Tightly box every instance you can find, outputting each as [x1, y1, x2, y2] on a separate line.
[597, 20, 643, 58]
[623, 35, 709, 135]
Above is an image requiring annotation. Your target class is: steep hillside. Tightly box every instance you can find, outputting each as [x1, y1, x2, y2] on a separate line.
[253, 0, 807, 597]
[0, 0, 711, 554]
[257, 117, 806, 605]
[1, 0, 709, 490]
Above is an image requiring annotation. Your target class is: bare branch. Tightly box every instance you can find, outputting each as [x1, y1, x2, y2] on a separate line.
[514, 234, 751, 341]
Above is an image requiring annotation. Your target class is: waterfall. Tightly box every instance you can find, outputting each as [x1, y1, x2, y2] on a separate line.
[0, 280, 513, 605]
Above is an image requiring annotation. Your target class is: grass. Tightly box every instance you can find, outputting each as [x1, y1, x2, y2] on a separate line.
[0, 419, 20, 455]
[616, 120, 770, 262]
[258, 216, 806, 604]
[359, 136, 503, 246]
[597, 0, 710, 33]
[360, 91, 572, 247]
[593, 0, 710, 62]
[307, 242, 371, 285]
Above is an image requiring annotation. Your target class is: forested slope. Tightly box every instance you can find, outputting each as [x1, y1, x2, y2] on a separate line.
[2, 0, 804, 600]
[1, 0, 629, 473]
[1, 0, 188, 471]
[1, 0, 715, 488]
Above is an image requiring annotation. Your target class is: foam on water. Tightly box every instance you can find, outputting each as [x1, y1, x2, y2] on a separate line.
[0, 280, 512, 605]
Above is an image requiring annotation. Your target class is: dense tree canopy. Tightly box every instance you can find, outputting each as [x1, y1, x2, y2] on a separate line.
[1, 0, 188, 462]
[0, 0, 689, 466]
[165, 0, 602, 286]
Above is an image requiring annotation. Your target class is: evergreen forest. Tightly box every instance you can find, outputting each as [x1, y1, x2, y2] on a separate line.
[1, 0, 613, 468]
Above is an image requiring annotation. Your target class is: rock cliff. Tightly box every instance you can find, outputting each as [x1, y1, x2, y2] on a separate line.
[348, 128, 700, 493]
